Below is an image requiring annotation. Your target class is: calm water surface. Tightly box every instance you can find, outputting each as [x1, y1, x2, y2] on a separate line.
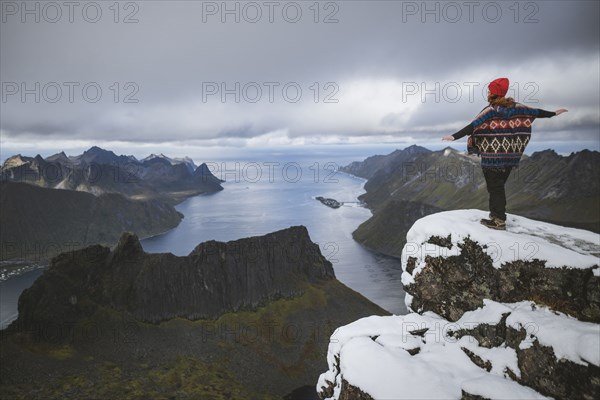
[141, 152, 407, 314]
[0, 150, 407, 329]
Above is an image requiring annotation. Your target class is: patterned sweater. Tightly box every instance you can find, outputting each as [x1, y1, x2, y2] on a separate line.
[452, 104, 555, 168]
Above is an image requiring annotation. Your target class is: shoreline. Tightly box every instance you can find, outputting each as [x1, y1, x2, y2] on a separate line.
[335, 169, 368, 183]
[0, 262, 47, 282]
[138, 189, 225, 245]
[0, 187, 223, 269]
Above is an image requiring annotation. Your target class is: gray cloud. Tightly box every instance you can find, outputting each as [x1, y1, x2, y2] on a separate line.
[1, 0, 599, 150]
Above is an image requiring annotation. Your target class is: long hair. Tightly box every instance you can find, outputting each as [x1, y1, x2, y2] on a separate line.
[487, 93, 515, 108]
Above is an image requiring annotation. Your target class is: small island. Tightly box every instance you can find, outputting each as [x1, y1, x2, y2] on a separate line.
[315, 196, 343, 209]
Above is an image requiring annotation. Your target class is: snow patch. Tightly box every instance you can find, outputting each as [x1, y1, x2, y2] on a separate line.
[456, 299, 512, 327]
[461, 375, 550, 399]
[505, 301, 600, 366]
[401, 210, 600, 278]
[317, 299, 599, 399]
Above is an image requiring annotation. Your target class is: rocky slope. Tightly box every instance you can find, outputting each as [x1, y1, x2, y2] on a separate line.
[317, 210, 600, 399]
[352, 200, 443, 257]
[0, 181, 183, 262]
[0, 227, 389, 399]
[342, 147, 600, 258]
[340, 145, 431, 180]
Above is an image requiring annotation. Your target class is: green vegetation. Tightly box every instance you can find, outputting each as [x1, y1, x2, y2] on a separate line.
[1, 280, 387, 399]
[350, 148, 600, 257]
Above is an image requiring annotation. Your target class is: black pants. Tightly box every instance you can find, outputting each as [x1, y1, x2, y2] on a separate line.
[482, 167, 513, 221]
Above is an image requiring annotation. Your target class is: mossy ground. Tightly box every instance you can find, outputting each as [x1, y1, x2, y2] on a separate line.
[1, 280, 387, 399]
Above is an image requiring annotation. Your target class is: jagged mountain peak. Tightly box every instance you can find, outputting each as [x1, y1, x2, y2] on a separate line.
[195, 162, 210, 170]
[194, 162, 220, 180]
[529, 148, 559, 159]
[439, 146, 462, 156]
[112, 231, 144, 259]
[142, 155, 172, 166]
[143, 153, 170, 163]
[1, 154, 30, 169]
[78, 146, 126, 165]
[402, 144, 431, 154]
[45, 151, 69, 162]
[567, 148, 600, 163]
[84, 145, 111, 154]
[143, 153, 197, 173]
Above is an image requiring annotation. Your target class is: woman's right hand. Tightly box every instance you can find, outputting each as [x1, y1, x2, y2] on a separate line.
[441, 135, 455, 141]
[555, 109, 568, 115]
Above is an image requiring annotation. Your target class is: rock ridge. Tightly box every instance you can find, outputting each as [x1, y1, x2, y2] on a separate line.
[12, 226, 335, 331]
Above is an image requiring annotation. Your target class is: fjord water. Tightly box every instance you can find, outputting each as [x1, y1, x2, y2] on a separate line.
[0, 269, 45, 329]
[141, 151, 407, 315]
[0, 149, 407, 329]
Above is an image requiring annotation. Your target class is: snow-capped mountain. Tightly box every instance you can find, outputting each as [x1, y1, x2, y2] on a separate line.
[142, 153, 197, 173]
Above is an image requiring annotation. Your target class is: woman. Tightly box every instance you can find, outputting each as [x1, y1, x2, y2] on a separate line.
[442, 77, 567, 230]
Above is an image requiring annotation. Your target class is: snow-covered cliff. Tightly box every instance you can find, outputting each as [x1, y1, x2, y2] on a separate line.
[317, 210, 600, 399]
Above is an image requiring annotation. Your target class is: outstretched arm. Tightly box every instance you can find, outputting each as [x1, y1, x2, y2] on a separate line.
[442, 123, 473, 141]
[537, 108, 568, 118]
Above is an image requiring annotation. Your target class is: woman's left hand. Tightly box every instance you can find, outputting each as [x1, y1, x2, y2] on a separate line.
[441, 135, 455, 141]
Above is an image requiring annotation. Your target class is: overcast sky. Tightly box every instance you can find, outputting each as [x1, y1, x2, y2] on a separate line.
[1, 0, 599, 158]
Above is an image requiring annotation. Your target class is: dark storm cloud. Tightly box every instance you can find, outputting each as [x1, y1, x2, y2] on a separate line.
[1, 0, 599, 149]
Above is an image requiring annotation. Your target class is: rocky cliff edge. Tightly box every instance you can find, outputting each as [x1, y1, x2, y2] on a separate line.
[317, 210, 600, 399]
[12, 225, 335, 329]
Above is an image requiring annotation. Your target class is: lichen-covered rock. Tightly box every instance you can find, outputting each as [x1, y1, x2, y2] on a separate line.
[450, 310, 600, 399]
[339, 379, 374, 400]
[511, 329, 600, 400]
[405, 238, 600, 322]
[406, 237, 498, 321]
[402, 210, 600, 322]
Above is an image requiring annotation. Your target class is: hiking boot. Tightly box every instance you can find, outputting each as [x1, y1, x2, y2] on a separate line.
[480, 217, 506, 230]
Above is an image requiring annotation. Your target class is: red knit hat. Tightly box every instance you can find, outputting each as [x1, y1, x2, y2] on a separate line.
[488, 78, 509, 97]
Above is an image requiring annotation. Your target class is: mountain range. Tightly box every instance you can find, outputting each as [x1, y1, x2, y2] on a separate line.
[1, 146, 223, 204]
[341, 145, 600, 257]
[0, 147, 224, 261]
